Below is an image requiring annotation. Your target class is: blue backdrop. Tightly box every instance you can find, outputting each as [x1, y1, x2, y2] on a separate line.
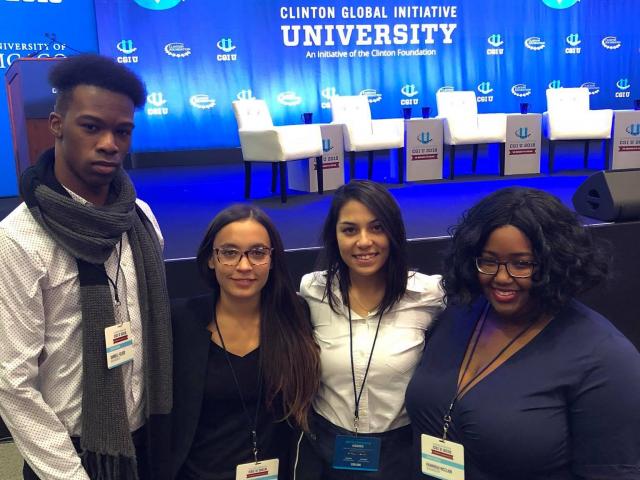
[1, 0, 638, 197]
[94, 0, 638, 153]
[0, 0, 98, 197]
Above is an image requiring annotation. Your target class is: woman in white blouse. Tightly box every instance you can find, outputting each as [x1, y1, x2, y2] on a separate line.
[297, 180, 444, 479]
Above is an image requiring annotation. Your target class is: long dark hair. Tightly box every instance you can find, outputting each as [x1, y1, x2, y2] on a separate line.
[318, 180, 409, 314]
[443, 187, 609, 313]
[196, 204, 320, 430]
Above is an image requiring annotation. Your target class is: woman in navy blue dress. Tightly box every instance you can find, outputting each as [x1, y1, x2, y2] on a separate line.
[406, 187, 640, 479]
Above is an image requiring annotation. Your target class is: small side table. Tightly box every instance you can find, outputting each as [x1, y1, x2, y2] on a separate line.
[504, 113, 542, 175]
[401, 118, 444, 181]
[611, 110, 640, 170]
[288, 123, 345, 192]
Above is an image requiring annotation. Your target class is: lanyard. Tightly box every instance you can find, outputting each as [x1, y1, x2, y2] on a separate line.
[441, 303, 535, 440]
[347, 305, 384, 435]
[213, 316, 264, 463]
[105, 238, 124, 306]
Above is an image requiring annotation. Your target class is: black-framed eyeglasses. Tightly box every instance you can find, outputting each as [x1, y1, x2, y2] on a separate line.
[214, 246, 273, 266]
[475, 257, 536, 278]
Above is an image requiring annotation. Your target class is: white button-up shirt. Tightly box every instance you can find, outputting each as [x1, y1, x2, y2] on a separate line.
[300, 271, 444, 433]
[0, 195, 163, 480]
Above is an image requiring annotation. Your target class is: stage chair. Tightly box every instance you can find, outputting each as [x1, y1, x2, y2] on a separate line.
[330, 95, 404, 182]
[543, 87, 613, 173]
[232, 99, 323, 203]
[436, 90, 507, 179]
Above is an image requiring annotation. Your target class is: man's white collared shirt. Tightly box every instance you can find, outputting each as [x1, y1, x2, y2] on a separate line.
[0, 196, 163, 480]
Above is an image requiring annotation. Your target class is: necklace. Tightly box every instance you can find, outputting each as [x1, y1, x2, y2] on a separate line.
[349, 289, 380, 316]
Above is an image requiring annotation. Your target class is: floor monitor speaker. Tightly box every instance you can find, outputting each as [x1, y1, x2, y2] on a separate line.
[572, 169, 640, 222]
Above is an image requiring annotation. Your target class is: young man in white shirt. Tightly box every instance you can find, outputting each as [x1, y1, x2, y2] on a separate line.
[0, 54, 172, 480]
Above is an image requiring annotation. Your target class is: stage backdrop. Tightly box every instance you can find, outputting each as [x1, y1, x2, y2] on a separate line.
[94, 0, 639, 153]
[0, 0, 98, 197]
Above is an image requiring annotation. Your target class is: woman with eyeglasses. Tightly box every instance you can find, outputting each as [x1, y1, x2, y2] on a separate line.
[171, 204, 320, 480]
[406, 187, 640, 479]
[296, 180, 444, 479]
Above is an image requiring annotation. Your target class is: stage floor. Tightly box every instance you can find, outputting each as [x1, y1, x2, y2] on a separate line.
[0, 161, 603, 261]
[124, 163, 602, 259]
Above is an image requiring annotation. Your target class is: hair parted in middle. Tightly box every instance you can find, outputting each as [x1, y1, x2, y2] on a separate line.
[442, 186, 609, 314]
[318, 179, 409, 315]
[196, 204, 319, 430]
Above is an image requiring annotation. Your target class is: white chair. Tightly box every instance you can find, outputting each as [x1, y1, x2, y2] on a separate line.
[544, 88, 613, 173]
[232, 99, 323, 203]
[436, 91, 507, 179]
[330, 95, 404, 181]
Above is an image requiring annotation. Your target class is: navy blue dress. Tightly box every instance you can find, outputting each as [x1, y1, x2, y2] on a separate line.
[406, 299, 640, 479]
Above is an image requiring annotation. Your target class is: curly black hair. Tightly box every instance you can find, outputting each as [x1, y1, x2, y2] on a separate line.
[443, 186, 609, 314]
[49, 54, 146, 113]
[318, 180, 409, 315]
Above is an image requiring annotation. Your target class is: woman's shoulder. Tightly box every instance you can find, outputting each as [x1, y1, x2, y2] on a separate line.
[171, 294, 214, 334]
[403, 272, 445, 308]
[300, 271, 328, 299]
[557, 299, 639, 357]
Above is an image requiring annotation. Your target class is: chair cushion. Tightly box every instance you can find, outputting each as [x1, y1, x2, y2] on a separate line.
[436, 91, 479, 118]
[331, 95, 372, 126]
[545, 109, 613, 140]
[238, 125, 322, 162]
[232, 99, 274, 130]
[546, 87, 590, 115]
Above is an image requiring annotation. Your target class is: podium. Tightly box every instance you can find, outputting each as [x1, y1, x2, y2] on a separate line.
[5, 58, 63, 184]
[504, 113, 542, 175]
[611, 110, 640, 170]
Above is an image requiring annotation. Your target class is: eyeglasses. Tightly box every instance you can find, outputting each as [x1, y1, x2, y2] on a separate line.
[475, 257, 536, 278]
[214, 247, 273, 266]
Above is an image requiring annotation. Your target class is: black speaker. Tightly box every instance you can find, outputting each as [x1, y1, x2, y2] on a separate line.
[572, 169, 640, 222]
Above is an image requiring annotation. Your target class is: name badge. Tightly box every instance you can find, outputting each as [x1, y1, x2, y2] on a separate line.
[332, 435, 381, 472]
[421, 434, 465, 480]
[104, 322, 134, 369]
[236, 458, 278, 480]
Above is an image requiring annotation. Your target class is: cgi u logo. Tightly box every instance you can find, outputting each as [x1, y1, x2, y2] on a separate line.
[487, 34, 503, 47]
[515, 127, 531, 140]
[626, 124, 640, 136]
[477, 82, 493, 95]
[147, 92, 166, 107]
[543, 0, 579, 9]
[401, 84, 418, 97]
[617, 78, 631, 90]
[322, 139, 333, 153]
[217, 38, 236, 53]
[548, 80, 562, 89]
[566, 33, 581, 46]
[417, 132, 432, 144]
[134, 0, 181, 10]
[237, 89, 255, 100]
[117, 40, 137, 55]
[321, 87, 337, 100]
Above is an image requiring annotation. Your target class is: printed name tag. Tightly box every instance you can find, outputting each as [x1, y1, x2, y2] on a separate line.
[332, 435, 381, 472]
[236, 458, 278, 480]
[104, 322, 134, 369]
[421, 434, 465, 480]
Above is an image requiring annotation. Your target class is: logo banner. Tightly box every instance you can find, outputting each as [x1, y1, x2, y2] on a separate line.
[89, 0, 638, 154]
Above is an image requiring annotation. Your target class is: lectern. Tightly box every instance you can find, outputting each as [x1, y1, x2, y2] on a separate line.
[5, 57, 64, 185]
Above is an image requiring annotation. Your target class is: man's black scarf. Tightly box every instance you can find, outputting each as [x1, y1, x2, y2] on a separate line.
[20, 149, 172, 480]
